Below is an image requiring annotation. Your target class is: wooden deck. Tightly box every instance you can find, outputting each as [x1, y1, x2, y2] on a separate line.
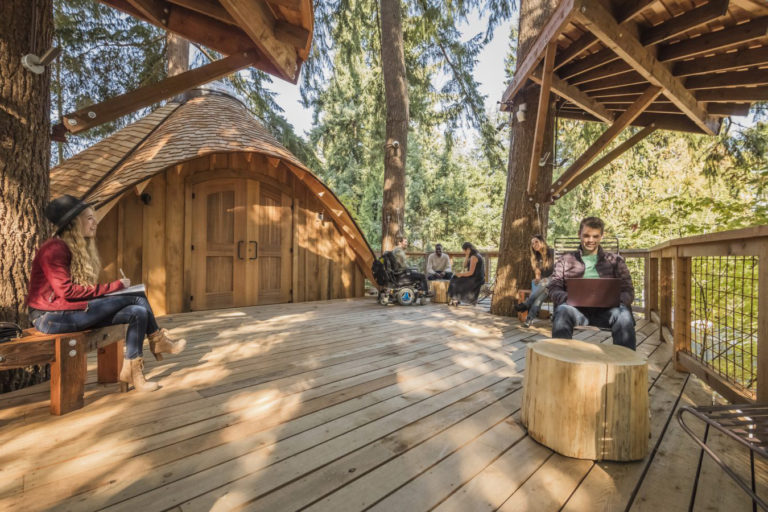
[1, 298, 766, 511]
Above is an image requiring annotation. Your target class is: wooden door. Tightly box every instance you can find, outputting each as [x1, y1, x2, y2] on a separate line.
[190, 180, 248, 310]
[191, 178, 291, 311]
[253, 183, 292, 304]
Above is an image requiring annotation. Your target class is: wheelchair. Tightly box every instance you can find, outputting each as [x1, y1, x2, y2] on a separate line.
[372, 252, 429, 306]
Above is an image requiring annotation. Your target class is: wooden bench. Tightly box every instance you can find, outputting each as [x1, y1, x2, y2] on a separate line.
[0, 324, 126, 415]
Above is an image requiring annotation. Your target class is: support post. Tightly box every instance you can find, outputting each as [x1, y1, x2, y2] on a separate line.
[649, 255, 659, 317]
[97, 340, 124, 383]
[758, 242, 768, 402]
[50, 335, 87, 415]
[660, 257, 673, 338]
[674, 252, 692, 372]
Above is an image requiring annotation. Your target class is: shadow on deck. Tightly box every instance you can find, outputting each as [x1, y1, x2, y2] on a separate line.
[0, 298, 764, 511]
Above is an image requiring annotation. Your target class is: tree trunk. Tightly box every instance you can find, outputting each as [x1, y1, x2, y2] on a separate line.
[491, 0, 558, 317]
[166, 32, 189, 77]
[379, 0, 408, 252]
[0, 0, 54, 392]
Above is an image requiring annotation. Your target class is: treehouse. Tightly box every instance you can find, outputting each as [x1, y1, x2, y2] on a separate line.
[49, 89, 375, 315]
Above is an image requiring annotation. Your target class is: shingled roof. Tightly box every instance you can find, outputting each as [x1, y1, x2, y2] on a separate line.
[50, 89, 375, 270]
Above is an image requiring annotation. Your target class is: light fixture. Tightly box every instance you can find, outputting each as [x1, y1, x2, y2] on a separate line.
[21, 47, 61, 74]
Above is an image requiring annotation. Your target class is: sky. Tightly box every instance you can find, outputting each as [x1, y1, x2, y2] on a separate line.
[261, 13, 515, 137]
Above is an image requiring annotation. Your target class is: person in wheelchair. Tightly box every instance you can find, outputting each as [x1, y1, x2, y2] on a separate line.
[372, 236, 431, 305]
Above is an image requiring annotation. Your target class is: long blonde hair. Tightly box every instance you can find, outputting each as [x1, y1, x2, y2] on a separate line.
[529, 234, 551, 272]
[59, 214, 101, 285]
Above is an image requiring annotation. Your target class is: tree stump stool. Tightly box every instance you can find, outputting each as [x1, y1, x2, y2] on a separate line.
[429, 280, 449, 303]
[521, 338, 649, 461]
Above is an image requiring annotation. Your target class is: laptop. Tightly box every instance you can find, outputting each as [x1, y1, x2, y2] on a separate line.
[566, 278, 622, 308]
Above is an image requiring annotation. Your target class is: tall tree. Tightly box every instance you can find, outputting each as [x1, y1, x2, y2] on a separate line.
[491, 0, 558, 316]
[0, 0, 54, 391]
[379, 0, 409, 251]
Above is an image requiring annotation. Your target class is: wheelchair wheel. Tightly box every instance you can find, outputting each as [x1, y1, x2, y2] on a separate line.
[396, 287, 416, 306]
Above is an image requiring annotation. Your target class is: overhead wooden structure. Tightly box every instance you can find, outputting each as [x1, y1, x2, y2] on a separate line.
[59, 0, 313, 134]
[501, 0, 768, 201]
[50, 89, 375, 315]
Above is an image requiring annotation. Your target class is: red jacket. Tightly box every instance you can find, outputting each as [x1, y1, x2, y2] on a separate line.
[26, 238, 124, 311]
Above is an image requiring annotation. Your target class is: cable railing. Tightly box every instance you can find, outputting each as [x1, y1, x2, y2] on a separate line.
[648, 226, 767, 403]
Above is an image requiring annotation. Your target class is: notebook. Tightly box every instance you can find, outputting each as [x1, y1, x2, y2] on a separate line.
[566, 278, 622, 308]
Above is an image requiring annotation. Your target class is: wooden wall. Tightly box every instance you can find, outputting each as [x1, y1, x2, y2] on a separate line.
[97, 152, 366, 315]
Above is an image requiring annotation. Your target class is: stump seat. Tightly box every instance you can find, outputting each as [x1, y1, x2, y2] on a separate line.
[521, 338, 649, 461]
[0, 324, 126, 415]
[429, 280, 450, 303]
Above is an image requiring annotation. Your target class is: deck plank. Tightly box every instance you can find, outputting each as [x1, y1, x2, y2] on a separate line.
[0, 298, 726, 512]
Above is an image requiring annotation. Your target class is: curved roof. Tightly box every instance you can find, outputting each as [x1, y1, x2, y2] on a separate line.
[50, 90, 375, 279]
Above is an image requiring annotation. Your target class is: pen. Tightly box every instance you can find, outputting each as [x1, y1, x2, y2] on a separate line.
[119, 268, 127, 280]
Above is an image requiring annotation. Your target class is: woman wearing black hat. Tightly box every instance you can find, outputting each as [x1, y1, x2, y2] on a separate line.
[26, 195, 186, 392]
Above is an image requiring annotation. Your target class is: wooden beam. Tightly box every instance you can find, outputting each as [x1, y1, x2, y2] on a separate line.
[674, 47, 768, 78]
[696, 86, 768, 102]
[616, 0, 660, 22]
[126, 0, 169, 25]
[557, 109, 706, 133]
[587, 84, 649, 97]
[579, 72, 647, 92]
[685, 69, 768, 90]
[706, 103, 751, 116]
[274, 20, 311, 49]
[552, 85, 662, 198]
[62, 52, 255, 134]
[570, 61, 633, 86]
[166, 0, 235, 25]
[266, 0, 301, 10]
[658, 16, 768, 62]
[576, 0, 720, 135]
[641, 0, 730, 47]
[532, 67, 614, 123]
[554, 33, 598, 70]
[500, 0, 578, 110]
[220, 0, 299, 81]
[554, 124, 657, 198]
[528, 43, 557, 197]
[605, 102, 680, 114]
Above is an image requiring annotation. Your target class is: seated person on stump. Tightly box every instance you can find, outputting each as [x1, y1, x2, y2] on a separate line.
[426, 244, 452, 280]
[392, 236, 430, 293]
[547, 217, 636, 350]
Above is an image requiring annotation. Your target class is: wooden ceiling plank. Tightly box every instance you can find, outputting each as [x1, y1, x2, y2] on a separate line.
[707, 103, 751, 116]
[126, 0, 168, 25]
[500, 0, 579, 110]
[528, 43, 558, 197]
[605, 102, 680, 114]
[696, 86, 768, 101]
[617, 0, 661, 22]
[674, 46, 768, 77]
[554, 33, 598, 70]
[532, 66, 615, 123]
[552, 85, 662, 198]
[166, 0, 235, 25]
[569, 60, 634, 86]
[578, 72, 648, 93]
[658, 16, 768, 62]
[587, 83, 650, 97]
[62, 52, 255, 134]
[641, 0, 730, 47]
[576, 0, 720, 135]
[555, 124, 657, 199]
[685, 69, 768, 89]
[558, 47, 619, 80]
[219, 0, 299, 81]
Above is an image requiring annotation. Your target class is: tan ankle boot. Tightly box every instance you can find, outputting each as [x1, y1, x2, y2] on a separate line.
[119, 357, 159, 392]
[148, 328, 187, 361]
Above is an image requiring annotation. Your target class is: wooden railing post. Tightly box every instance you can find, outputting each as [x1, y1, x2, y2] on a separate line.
[648, 255, 659, 319]
[758, 243, 768, 402]
[674, 251, 692, 372]
[659, 257, 673, 340]
[643, 253, 650, 318]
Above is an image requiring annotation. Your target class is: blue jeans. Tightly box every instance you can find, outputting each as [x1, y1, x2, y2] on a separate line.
[524, 278, 550, 321]
[551, 304, 636, 350]
[32, 296, 159, 359]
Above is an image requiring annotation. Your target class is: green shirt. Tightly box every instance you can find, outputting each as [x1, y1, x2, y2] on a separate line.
[582, 254, 599, 278]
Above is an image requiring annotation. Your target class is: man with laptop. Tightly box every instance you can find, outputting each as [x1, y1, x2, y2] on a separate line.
[547, 217, 636, 350]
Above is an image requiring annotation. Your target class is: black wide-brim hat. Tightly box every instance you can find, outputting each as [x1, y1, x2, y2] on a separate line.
[45, 194, 91, 234]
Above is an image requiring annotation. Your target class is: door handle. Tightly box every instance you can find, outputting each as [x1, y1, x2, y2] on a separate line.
[237, 241, 245, 260]
[250, 241, 258, 260]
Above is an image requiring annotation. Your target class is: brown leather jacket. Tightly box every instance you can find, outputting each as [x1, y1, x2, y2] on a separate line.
[547, 246, 634, 308]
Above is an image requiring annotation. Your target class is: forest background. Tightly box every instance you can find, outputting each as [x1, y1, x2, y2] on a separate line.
[54, 0, 768, 256]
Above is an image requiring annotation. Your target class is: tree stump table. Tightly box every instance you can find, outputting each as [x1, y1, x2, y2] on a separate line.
[429, 280, 450, 303]
[521, 338, 649, 461]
